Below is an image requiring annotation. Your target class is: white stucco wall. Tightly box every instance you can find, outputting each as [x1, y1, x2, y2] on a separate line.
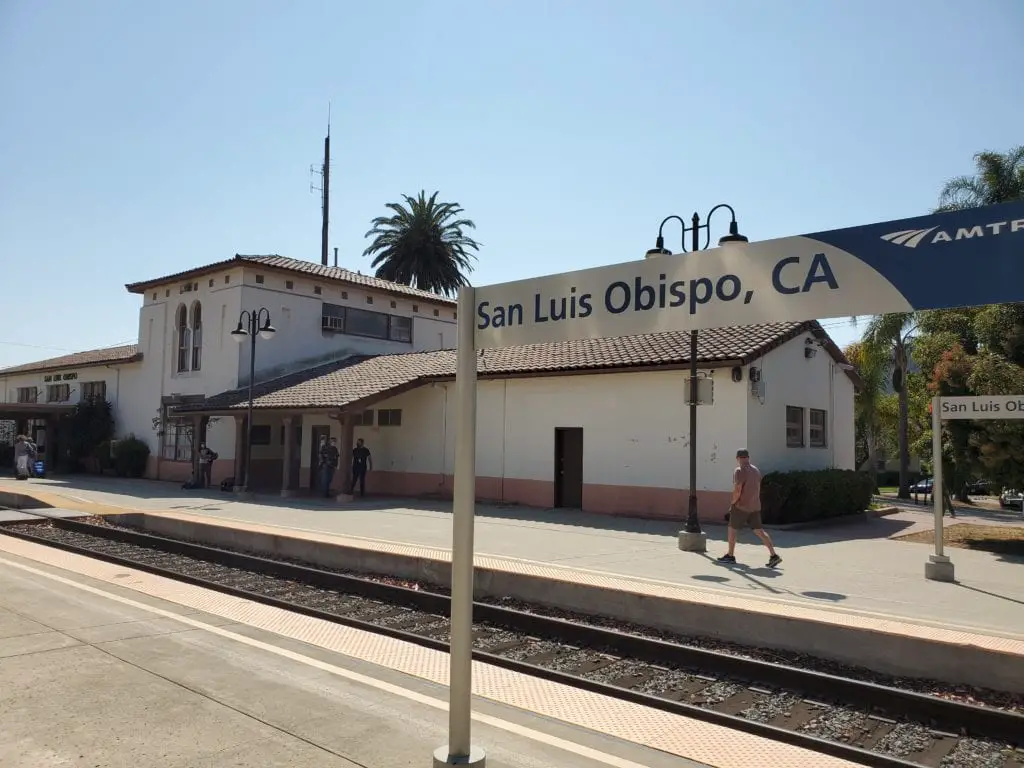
[126, 263, 456, 463]
[236, 271, 456, 384]
[744, 334, 857, 473]
[358, 368, 750, 493]
[0, 362, 140, 426]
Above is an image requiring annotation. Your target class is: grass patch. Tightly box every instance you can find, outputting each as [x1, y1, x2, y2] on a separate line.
[895, 524, 1024, 557]
[877, 486, 898, 494]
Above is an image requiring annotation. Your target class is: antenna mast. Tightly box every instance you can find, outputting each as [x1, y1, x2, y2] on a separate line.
[310, 104, 331, 266]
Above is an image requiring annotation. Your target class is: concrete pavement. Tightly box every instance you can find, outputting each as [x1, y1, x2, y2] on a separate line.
[0, 547, 709, 768]
[4, 475, 1023, 638]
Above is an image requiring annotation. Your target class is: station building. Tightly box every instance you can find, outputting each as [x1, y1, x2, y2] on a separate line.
[0, 254, 859, 521]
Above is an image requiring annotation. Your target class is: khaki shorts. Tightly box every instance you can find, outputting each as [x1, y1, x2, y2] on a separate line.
[728, 505, 763, 530]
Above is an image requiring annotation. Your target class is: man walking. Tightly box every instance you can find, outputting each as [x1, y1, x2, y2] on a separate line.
[718, 449, 781, 568]
[350, 438, 372, 497]
[318, 436, 340, 498]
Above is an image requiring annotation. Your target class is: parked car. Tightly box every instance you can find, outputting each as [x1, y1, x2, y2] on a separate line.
[965, 479, 993, 495]
[910, 478, 933, 494]
[999, 489, 1023, 511]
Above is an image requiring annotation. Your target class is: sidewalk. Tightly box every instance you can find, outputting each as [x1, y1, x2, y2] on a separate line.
[4, 476, 1023, 638]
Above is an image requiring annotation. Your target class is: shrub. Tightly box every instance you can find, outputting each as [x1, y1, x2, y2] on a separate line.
[68, 397, 115, 471]
[760, 469, 874, 525]
[95, 440, 115, 474]
[111, 435, 150, 478]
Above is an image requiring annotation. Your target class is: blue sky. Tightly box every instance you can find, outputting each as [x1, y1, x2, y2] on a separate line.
[1, 0, 1021, 368]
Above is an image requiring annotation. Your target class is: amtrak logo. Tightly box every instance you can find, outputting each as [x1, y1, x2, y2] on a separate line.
[881, 218, 1024, 248]
[880, 227, 939, 248]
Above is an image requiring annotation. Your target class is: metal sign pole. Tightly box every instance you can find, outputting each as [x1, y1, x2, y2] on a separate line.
[434, 286, 485, 767]
[925, 396, 954, 582]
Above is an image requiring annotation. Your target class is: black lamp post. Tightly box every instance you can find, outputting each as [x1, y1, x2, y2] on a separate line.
[230, 308, 276, 493]
[647, 205, 748, 548]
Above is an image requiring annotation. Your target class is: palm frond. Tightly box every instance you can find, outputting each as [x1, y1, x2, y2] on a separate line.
[361, 190, 481, 296]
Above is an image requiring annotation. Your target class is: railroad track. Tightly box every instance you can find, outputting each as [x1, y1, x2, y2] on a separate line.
[1, 513, 1021, 768]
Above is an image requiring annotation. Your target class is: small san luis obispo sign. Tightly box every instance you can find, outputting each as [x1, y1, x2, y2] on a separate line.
[939, 395, 1024, 420]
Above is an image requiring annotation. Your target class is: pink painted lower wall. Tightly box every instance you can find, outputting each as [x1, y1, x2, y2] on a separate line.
[364, 470, 732, 522]
[147, 458, 236, 486]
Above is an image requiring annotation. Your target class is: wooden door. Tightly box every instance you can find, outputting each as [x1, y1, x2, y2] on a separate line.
[554, 427, 584, 508]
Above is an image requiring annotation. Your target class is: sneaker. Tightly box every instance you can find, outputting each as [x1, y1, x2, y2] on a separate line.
[717, 554, 736, 563]
[767, 554, 782, 568]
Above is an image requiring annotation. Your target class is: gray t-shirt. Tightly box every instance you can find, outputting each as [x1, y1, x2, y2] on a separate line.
[733, 463, 762, 512]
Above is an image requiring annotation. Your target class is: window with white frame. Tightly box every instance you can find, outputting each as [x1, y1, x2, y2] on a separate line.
[175, 304, 191, 373]
[81, 381, 107, 401]
[46, 384, 70, 403]
[786, 406, 804, 447]
[190, 301, 203, 371]
[320, 303, 414, 344]
[352, 409, 374, 426]
[378, 408, 402, 427]
[809, 408, 828, 447]
[161, 419, 192, 461]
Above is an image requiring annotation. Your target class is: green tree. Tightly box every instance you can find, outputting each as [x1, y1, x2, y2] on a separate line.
[935, 145, 1024, 210]
[363, 190, 481, 296]
[917, 145, 1024, 496]
[860, 313, 917, 498]
[844, 341, 887, 489]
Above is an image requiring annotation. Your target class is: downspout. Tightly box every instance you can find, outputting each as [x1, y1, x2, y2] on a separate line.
[500, 379, 507, 502]
[156, 304, 169, 479]
[829, 359, 836, 467]
[439, 383, 448, 490]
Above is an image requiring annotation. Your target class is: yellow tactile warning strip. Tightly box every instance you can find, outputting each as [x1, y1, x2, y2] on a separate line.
[7, 482, 1022, 652]
[0, 484, 129, 517]
[0, 533, 860, 768]
[146, 508, 1024, 656]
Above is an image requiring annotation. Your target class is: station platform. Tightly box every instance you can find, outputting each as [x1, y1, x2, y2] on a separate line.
[0, 528, 861, 768]
[3, 477, 1024, 692]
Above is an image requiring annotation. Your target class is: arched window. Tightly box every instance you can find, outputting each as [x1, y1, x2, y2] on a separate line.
[175, 304, 190, 373]
[190, 301, 203, 371]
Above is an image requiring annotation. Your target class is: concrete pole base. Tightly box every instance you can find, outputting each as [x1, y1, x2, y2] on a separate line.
[925, 554, 955, 582]
[280, 489, 295, 498]
[333, 493, 354, 503]
[678, 530, 708, 553]
[433, 745, 486, 767]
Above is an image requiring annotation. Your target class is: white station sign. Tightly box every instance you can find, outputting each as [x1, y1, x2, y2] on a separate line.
[938, 395, 1024, 420]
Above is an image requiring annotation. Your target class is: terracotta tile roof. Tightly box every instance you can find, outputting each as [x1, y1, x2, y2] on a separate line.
[124, 254, 457, 305]
[177, 321, 852, 413]
[0, 344, 142, 376]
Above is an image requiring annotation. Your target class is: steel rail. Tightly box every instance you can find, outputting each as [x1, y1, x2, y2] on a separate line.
[2, 514, 1020, 767]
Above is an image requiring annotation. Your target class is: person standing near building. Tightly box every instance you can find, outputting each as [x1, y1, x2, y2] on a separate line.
[718, 449, 782, 568]
[350, 438, 372, 497]
[318, 436, 340, 498]
[13, 436, 32, 480]
[198, 444, 217, 488]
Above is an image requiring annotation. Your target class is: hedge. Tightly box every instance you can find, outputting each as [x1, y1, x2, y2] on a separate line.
[760, 469, 874, 525]
[112, 436, 150, 478]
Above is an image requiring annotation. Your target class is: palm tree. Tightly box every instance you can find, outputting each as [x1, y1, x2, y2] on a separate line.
[363, 190, 481, 297]
[861, 313, 917, 499]
[845, 341, 888, 491]
[936, 145, 1024, 211]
